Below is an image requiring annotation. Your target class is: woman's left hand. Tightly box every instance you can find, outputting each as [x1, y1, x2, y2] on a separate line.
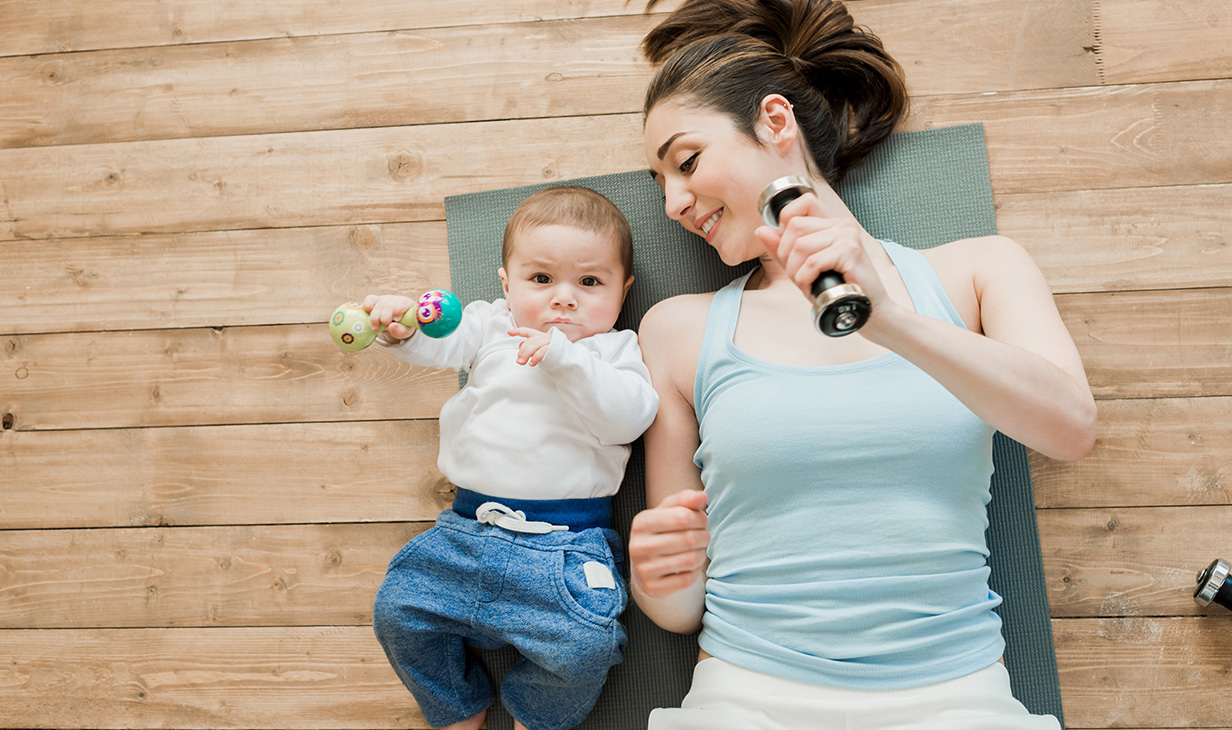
[754, 191, 890, 309]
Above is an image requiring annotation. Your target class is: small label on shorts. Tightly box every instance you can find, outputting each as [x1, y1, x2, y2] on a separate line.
[583, 561, 616, 590]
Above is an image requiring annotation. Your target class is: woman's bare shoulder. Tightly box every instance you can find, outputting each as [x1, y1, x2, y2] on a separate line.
[922, 235, 1029, 271]
[639, 292, 715, 337]
[637, 292, 715, 370]
[918, 235, 1032, 330]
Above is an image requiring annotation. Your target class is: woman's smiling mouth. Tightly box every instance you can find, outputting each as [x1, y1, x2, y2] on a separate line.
[700, 209, 722, 238]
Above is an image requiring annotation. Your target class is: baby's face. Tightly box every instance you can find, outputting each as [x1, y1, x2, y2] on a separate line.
[499, 224, 632, 342]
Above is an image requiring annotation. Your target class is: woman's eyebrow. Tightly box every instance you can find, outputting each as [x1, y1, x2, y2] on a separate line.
[657, 132, 686, 160]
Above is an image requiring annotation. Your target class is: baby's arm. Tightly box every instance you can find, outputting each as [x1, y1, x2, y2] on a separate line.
[368, 296, 489, 372]
[531, 329, 659, 446]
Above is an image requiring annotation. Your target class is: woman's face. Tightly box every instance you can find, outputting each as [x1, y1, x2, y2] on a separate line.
[644, 100, 794, 265]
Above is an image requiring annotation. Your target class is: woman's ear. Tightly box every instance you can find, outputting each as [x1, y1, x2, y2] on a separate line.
[758, 94, 798, 157]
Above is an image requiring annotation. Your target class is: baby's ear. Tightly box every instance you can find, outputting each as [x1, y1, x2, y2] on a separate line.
[623, 275, 635, 298]
[498, 267, 510, 295]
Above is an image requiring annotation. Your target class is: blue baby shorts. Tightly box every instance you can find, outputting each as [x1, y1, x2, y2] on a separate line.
[373, 488, 628, 730]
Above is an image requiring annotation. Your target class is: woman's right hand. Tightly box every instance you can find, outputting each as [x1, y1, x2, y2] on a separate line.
[362, 294, 417, 340]
[629, 489, 711, 598]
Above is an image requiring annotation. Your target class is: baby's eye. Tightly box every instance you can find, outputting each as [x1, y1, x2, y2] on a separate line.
[580, 276, 599, 287]
[532, 274, 551, 284]
[679, 152, 699, 174]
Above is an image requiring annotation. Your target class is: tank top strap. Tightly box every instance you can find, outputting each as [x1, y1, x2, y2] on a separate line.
[879, 239, 968, 330]
[694, 269, 757, 415]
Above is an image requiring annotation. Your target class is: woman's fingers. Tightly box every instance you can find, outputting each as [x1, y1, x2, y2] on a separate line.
[629, 489, 710, 596]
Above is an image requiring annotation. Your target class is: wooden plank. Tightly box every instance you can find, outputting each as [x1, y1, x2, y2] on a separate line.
[0, 0, 1099, 150]
[0, 523, 427, 629]
[1031, 396, 1232, 509]
[1054, 617, 1232, 729]
[1096, 0, 1232, 85]
[0, 16, 654, 149]
[0, 626, 426, 728]
[0, 0, 675, 57]
[1040, 506, 1230, 618]
[0, 114, 647, 241]
[0, 421, 452, 529]
[0, 222, 451, 335]
[1058, 287, 1232, 400]
[999, 184, 1232, 294]
[5, 287, 1229, 431]
[4, 79, 1231, 242]
[3, 181, 1227, 336]
[1, 620, 1223, 729]
[2, 326, 458, 431]
[4, 182, 1228, 338]
[912, 78, 1232, 196]
[12, 506, 1223, 628]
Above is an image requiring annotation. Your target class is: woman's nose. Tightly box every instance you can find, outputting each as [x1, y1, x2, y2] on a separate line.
[663, 178, 693, 222]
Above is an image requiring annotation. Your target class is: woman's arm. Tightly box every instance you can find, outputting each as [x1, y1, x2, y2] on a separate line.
[762, 193, 1096, 461]
[627, 297, 711, 634]
[863, 236, 1096, 461]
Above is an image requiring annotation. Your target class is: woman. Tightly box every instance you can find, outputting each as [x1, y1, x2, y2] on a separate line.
[629, 0, 1096, 727]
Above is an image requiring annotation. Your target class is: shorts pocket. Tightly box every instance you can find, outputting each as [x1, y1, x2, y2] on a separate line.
[551, 541, 628, 628]
[385, 525, 443, 571]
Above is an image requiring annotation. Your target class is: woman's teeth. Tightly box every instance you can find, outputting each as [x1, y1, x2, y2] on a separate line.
[702, 210, 721, 235]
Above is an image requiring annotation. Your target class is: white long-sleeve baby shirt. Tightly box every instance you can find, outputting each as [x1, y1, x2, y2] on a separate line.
[380, 299, 659, 500]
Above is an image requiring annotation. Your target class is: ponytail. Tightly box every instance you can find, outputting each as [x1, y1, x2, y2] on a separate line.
[642, 0, 908, 185]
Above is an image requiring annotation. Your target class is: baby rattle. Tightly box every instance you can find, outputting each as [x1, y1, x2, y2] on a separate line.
[329, 289, 462, 351]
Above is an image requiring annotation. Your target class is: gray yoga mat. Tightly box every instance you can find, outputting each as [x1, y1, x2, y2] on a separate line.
[443, 122, 1064, 728]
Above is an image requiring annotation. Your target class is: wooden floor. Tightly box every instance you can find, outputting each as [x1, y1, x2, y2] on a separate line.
[2, 0, 1230, 727]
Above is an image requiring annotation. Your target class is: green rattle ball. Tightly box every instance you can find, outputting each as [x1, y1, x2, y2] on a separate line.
[329, 302, 416, 351]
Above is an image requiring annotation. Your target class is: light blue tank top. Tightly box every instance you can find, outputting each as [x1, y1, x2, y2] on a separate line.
[693, 239, 1004, 690]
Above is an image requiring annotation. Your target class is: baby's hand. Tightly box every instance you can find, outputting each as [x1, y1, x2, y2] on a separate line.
[508, 327, 553, 366]
[362, 294, 417, 341]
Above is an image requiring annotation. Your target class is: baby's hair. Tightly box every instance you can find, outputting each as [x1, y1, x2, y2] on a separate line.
[503, 186, 634, 277]
[642, 0, 908, 186]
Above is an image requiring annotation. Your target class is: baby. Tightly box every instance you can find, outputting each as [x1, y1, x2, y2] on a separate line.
[366, 186, 659, 730]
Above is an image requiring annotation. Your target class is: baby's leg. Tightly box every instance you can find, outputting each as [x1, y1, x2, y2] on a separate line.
[373, 526, 494, 728]
[492, 531, 628, 730]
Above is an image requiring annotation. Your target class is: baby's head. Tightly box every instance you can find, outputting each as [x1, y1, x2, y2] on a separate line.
[498, 186, 634, 342]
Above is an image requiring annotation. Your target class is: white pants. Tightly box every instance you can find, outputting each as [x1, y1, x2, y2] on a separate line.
[648, 658, 1062, 730]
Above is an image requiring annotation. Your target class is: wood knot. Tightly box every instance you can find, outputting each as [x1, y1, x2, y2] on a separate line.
[39, 61, 65, 84]
[4, 339, 17, 355]
[342, 389, 358, 407]
[388, 151, 423, 181]
[324, 549, 343, 567]
[349, 225, 379, 250]
[14, 367, 28, 379]
[2, 413, 14, 431]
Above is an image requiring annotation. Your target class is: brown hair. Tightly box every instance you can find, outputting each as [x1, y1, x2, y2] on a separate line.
[642, 0, 908, 186]
[503, 186, 634, 277]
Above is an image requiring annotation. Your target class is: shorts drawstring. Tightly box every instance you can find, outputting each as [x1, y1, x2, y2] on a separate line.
[476, 502, 570, 534]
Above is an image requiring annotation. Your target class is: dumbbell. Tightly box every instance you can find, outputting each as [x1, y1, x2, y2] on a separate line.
[758, 176, 872, 337]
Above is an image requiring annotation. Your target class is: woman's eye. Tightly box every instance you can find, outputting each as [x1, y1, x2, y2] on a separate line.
[580, 276, 599, 287]
[532, 274, 550, 284]
[679, 152, 699, 174]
